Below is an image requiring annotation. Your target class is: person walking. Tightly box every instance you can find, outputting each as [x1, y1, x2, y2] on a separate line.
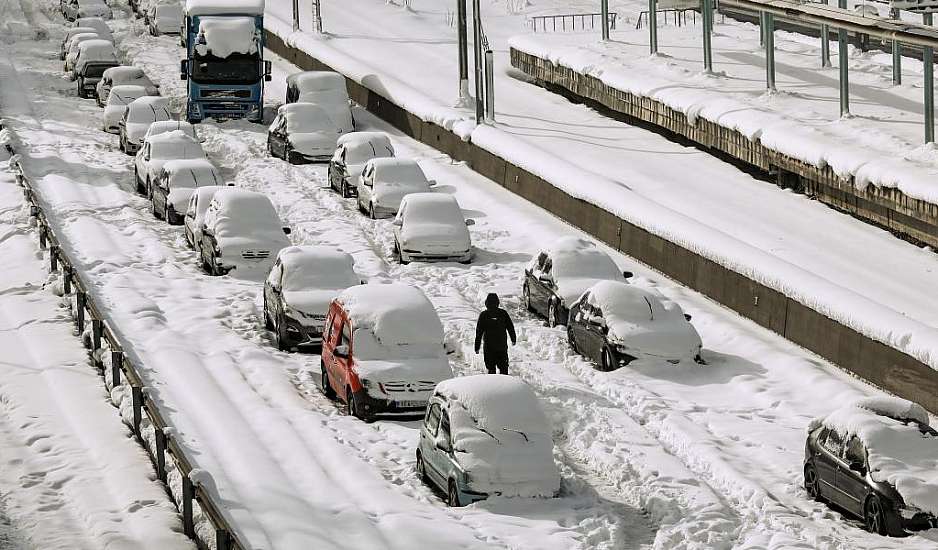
[474, 293, 516, 375]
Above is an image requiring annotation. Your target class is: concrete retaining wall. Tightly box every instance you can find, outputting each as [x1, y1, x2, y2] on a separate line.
[264, 29, 938, 413]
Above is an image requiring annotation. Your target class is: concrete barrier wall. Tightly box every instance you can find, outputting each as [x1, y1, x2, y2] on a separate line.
[264, 29, 938, 413]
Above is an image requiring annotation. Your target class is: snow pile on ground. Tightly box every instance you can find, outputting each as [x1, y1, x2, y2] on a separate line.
[436, 375, 560, 497]
[195, 17, 257, 57]
[813, 398, 938, 515]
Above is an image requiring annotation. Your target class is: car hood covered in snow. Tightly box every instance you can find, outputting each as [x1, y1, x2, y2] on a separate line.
[355, 356, 452, 386]
[399, 222, 470, 251]
[289, 132, 339, 156]
[283, 289, 339, 322]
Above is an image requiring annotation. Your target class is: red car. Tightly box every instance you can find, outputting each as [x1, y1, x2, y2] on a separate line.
[320, 284, 454, 421]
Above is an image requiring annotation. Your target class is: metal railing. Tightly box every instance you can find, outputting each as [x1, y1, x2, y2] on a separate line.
[530, 12, 618, 32]
[636, 8, 699, 28]
[3, 136, 247, 550]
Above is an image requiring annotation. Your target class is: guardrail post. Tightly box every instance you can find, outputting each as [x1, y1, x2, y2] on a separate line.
[649, 0, 658, 54]
[759, 10, 764, 48]
[131, 385, 143, 436]
[601, 0, 609, 40]
[76, 291, 86, 336]
[182, 476, 195, 538]
[216, 529, 231, 550]
[837, 0, 849, 116]
[890, 9, 901, 84]
[702, 0, 713, 72]
[291, 0, 299, 31]
[765, 12, 775, 90]
[926, 13, 935, 143]
[457, 0, 469, 102]
[38, 226, 47, 249]
[50, 245, 59, 272]
[484, 48, 495, 122]
[91, 319, 103, 358]
[111, 350, 122, 388]
[821, 0, 831, 67]
[62, 267, 71, 295]
[155, 428, 167, 482]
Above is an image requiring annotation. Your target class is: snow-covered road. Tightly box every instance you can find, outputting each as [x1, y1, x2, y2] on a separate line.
[1, 0, 937, 548]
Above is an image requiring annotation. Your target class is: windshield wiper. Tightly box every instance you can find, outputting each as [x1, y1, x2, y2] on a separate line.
[502, 427, 529, 442]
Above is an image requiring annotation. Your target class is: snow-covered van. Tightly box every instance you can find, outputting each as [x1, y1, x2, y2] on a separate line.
[320, 284, 454, 421]
[417, 375, 560, 506]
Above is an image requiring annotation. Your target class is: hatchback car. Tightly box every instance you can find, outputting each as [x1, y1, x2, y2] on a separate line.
[267, 103, 342, 164]
[567, 280, 702, 370]
[199, 189, 292, 276]
[417, 374, 560, 507]
[151, 159, 222, 224]
[141, 120, 198, 142]
[357, 158, 435, 219]
[119, 96, 173, 154]
[805, 397, 938, 536]
[60, 26, 98, 60]
[285, 71, 354, 133]
[64, 32, 103, 72]
[523, 237, 631, 328]
[263, 246, 362, 351]
[146, 2, 183, 35]
[320, 283, 454, 421]
[96, 66, 157, 106]
[74, 17, 112, 40]
[392, 193, 473, 264]
[102, 85, 150, 133]
[134, 130, 206, 196]
[183, 185, 228, 253]
[328, 132, 394, 198]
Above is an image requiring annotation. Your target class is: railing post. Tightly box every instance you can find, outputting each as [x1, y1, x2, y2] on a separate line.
[91, 319, 103, 358]
[75, 291, 86, 336]
[649, 0, 658, 54]
[131, 385, 143, 437]
[182, 476, 195, 538]
[925, 13, 934, 143]
[472, 0, 484, 123]
[111, 350, 122, 388]
[62, 267, 71, 295]
[837, 0, 849, 116]
[216, 529, 231, 550]
[601, 0, 609, 40]
[821, 0, 831, 68]
[484, 48, 495, 122]
[457, 0, 469, 102]
[703, 0, 713, 72]
[291, 0, 299, 31]
[50, 245, 59, 272]
[155, 428, 167, 482]
[765, 13, 775, 91]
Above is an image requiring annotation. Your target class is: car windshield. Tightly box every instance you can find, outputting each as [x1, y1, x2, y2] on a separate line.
[191, 52, 261, 84]
[152, 141, 203, 160]
[352, 328, 440, 361]
[552, 251, 620, 280]
[346, 140, 393, 164]
[83, 64, 115, 78]
[108, 90, 144, 106]
[128, 104, 172, 123]
[376, 163, 426, 184]
[283, 262, 357, 291]
[405, 200, 460, 225]
[171, 167, 219, 188]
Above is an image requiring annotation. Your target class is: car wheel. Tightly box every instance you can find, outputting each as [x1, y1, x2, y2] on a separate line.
[346, 387, 358, 418]
[803, 464, 822, 502]
[447, 480, 463, 507]
[341, 180, 349, 198]
[276, 315, 290, 352]
[321, 359, 335, 399]
[119, 137, 125, 152]
[601, 345, 615, 372]
[567, 325, 578, 353]
[263, 296, 273, 330]
[150, 197, 162, 219]
[201, 256, 213, 275]
[369, 202, 377, 220]
[864, 495, 887, 535]
[547, 301, 558, 328]
[522, 283, 533, 312]
[416, 453, 429, 483]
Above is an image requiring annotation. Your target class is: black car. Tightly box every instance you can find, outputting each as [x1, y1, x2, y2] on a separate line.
[804, 410, 938, 536]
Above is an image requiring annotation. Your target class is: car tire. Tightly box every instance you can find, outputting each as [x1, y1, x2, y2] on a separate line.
[803, 464, 822, 502]
[151, 197, 162, 220]
[567, 325, 578, 353]
[864, 495, 887, 535]
[346, 387, 358, 418]
[341, 180, 350, 198]
[416, 453, 428, 483]
[547, 301, 558, 328]
[276, 315, 290, 352]
[601, 345, 615, 372]
[287, 146, 302, 165]
[369, 202, 377, 220]
[447, 480, 463, 507]
[321, 360, 335, 399]
[263, 297, 274, 330]
[522, 283, 533, 312]
[201, 257, 213, 275]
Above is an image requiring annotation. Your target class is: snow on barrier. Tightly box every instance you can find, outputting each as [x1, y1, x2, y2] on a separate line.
[3, 137, 246, 550]
[262, 26, 938, 415]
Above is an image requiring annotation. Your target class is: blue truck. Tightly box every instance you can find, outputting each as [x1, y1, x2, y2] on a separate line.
[179, 0, 271, 122]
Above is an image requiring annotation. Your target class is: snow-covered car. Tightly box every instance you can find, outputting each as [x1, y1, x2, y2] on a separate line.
[183, 185, 227, 253]
[119, 96, 173, 154]
[523, 237, 632, 328]
[64, 32, 103, 72]
[392, 193, 473, 264]
[147, 3, 183, 35]
[567, 280, 702, 370]
[72, 41, 119, 98]
[285, 71, 354, 133]
[417, 375, 560, 506]
[60, 26, 98, 60]
[142, 120, 198, 143]
[263, 246, 362, 351]
[804, 397, 938, 536]
[356, 158, 435, 219]
[133, 130, 206, 196]
[63, 0, 111, 21]
[320, 283, 454, 421]
[102, 85, 150, 133]
[74, 17, 112, 40]
[266, 103, 342, 164]
[199, 189, 292, 276]
[96, 66, 158, 107]
[151, 158, 222, 224]
[328, 132, 394, 198]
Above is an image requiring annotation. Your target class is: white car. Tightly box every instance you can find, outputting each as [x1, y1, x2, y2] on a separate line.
[64, 0, 111, 20]
[102, 85, 150, 133]
[96, 66, 158, 106]
[199, 189, 292, 277]
[418, 375, 560, 506]
[328, 131, 394, 198]
[266, 103, 342, 164]
[523, 237, 632, 327]
[142, 120, 198, 143]
[147, 3, 183, 35]
[133, 130, 206, 196]
[119, 96, 173, 155]
[60, 26, 98, 60]
[74, 17, 112, 39]
[567, 280, 703, 369]
[357, 158, 435, 219]
[183, 185, 227, 252]
[263, 246, 362, 351]
[392, 193, 473, 264]
[64, 33, 103, 72]
[151, 159, 222, 225]
[285, 71, 354, 133]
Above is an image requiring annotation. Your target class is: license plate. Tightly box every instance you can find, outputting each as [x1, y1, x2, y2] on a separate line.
[393, 400, 426, 408]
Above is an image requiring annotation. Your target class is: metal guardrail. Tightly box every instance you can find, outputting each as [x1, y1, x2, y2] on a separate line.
[530, 12, 618, 32]
[636, 8, 699, 28]
[3, 136, 247, 550]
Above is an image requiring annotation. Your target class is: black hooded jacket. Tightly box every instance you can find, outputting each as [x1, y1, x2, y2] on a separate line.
[475, 294, 516, 354]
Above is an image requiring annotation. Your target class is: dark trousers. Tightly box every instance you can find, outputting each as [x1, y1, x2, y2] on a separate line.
[484, 349, 509, 375]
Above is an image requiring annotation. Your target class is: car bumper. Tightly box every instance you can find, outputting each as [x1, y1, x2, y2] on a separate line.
[124, 140, 141, 154]
[281, 317, 325, 349]
[900, 510, 938, 533]
[401, 250, 471, 263]
[353, 389, 429, 417]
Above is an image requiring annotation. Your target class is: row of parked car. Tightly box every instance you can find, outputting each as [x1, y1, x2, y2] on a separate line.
[64, 14, 938, 525]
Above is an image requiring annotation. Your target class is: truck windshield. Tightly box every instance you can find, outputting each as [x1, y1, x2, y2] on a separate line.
[192, 52, 260, 84]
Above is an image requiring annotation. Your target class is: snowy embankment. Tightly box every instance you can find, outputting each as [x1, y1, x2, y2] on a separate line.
[263, 1, 938, 376]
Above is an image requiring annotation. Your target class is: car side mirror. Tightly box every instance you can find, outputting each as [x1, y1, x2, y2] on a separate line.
[622, 270, 633, 279]
[435, 435, 452, 453]
[179, 59, 188, 80]
[427, 179, 437, 188]
[282, 227, 292, 235]
[333, 344, 349, 358]
[264, 60, 272, 78]
[849, 461, 865, 474]
[684, 313, 692, 322]
[464, 219, 475, 226]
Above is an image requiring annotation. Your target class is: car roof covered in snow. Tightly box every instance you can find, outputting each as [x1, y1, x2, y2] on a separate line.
[74, 17, 111, 35]
[584, 280, 685, 323]
[145, 120, 196, 139]
[185, 0, 265, 16]
[76, 38, 115, 56]
[106, 85, 149, 105]
[399, 193, 461, 221]
[127, 96, 171, 121]
[161, 158, 220, 180]
[65, 26, 97, 40]
[435, 375, 550, 436]
[336, 284, 443, 346]
[102, 66, 145, 80]
[145, 130, 205, 159]
[367, 157, 426, 182]
[278, 102, 337, 132]
[278, 245, 354, 271]
[286, 71, 346, 92]
[338, 132, 394, 162]
[532, 236, 621, 279]
[811, 397, 938, 515]
[205, 189, 285, 237]
[277, 246, 358, 290]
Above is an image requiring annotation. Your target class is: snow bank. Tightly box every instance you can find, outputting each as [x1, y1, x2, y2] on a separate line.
[195, 17, 258, 58]
[337, 283, 443, 346]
